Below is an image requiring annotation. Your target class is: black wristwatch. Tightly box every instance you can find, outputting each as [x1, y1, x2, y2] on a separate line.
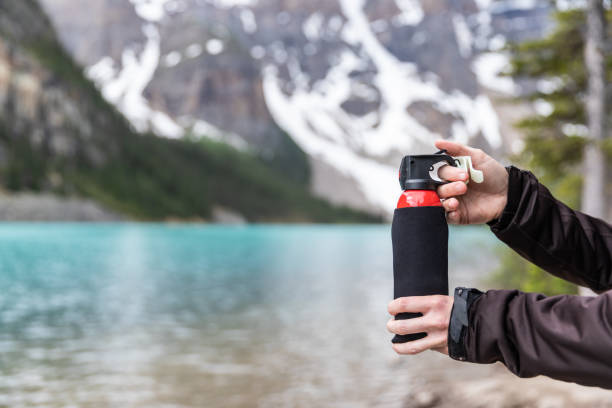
[448, 287, 483, 361]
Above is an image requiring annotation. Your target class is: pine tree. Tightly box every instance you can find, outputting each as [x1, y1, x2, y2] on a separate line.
[491, 8, 611, 295]
[583, 0, 608, 220]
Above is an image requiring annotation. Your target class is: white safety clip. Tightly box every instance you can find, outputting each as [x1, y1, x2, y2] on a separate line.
[453, 156, 484, 184]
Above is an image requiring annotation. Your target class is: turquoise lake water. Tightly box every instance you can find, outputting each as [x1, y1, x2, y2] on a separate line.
[0, 223, 500, 407]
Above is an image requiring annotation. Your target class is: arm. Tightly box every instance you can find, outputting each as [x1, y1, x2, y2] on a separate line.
[388, 141, 612, 388]
[435, 140, 612, 292]
[489, 166, 612, 293]
[388, 289, 612, 390]
[452, 288, 612, 389]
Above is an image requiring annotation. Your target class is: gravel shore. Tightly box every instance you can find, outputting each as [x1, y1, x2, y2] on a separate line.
[399, 354, 612, 408]
[0, 193, 122, 221]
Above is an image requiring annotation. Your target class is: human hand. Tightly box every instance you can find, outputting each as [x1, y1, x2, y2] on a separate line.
[434, 140, 508, 225]
[387, 295, 453, 355]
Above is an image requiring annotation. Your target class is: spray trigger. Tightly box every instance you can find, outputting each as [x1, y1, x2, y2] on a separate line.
[453, 156, 484, 184]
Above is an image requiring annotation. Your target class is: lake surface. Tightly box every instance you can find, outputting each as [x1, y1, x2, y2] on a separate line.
[0, 223, 500, 407]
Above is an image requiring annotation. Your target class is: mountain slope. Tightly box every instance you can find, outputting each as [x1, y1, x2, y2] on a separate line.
[40, 0, 553, 216]
[0, 0, 378, 223]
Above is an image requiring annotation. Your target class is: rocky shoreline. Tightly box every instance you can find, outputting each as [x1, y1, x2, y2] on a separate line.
[0, 193, 122, 221]
[401, 355, 612, 408]
[0, 193, 253, 223]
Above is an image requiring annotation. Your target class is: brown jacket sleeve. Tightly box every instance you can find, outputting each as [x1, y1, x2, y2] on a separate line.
[449, 167, 612, 389]
[489, 166, 612, 292]
[465, 290, 612, 389]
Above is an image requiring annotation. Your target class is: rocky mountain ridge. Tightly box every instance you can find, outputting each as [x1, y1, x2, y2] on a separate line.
[41, 0, 554, 216]
[0, 0, 375, 223]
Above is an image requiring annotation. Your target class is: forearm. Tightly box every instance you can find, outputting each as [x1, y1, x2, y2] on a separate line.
[489, 166, 612, 292]
[450, 288, 612, 389]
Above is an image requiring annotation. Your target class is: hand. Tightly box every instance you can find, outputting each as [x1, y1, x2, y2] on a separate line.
[387, 295, 453, 355]
[434, 140, 509, 225]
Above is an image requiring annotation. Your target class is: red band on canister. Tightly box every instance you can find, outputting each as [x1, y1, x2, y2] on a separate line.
[396, 190, 442, 208]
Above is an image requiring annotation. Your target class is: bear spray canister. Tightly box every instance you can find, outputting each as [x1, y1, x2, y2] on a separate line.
[391, 150, 483, 344]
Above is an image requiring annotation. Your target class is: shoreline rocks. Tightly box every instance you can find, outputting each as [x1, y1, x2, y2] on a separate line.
[0, 193, 122, 221]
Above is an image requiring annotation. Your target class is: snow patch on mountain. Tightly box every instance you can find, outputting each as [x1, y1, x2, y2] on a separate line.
[488, 34, 507, 51]
[210, 0, 258, 9]
[87, 1, 187, 137]
[188, 119, 249, 150]
[393, 0, 424, 26]
[250, 45, 265, 59]
[86, 57, 115, 83]
[163, 51, 182, 67]
[87, 24, 183, 138]
[185, 43, 203, 58]
[489, 0, 539, 14]
[472, 52, 516, 94]
[263, 65, 397, 213]
[239, 8, 257, 33]
[129, 0, 173, 22]
[474, 0, 494, 9]
[340, 0, 439, 154]
[453, 14, 473, 58]
[555, 0, 586, 10]
[303, 13, 324, 41]
[86, 0, 250, 145]
[206, 39, 225, 55]
[343, 0, 504, 153]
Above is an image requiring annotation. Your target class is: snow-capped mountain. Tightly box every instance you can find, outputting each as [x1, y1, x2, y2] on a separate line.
[40, 0, 553, 216]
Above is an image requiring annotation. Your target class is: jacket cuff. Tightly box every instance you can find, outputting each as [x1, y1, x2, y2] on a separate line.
[448, 287, 483, 361]
[487, 166, 522, 231]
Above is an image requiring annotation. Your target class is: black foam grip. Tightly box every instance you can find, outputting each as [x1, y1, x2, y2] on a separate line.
[391, 206, 449, 343]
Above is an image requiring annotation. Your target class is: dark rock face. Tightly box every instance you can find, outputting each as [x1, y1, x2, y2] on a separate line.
[39, 0, 553, 213]
[0, 0, 117, 176]
[0, 1, 123, 216]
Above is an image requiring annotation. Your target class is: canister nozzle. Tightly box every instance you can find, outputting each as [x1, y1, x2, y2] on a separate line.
[398, 149, 484, 191]
[399, 150, 456, 191]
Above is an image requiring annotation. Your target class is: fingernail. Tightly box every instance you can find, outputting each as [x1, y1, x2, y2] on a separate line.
[459, 172, 467, 179]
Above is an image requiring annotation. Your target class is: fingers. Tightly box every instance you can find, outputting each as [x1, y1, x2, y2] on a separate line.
[438, 165, 468, 183]
[442, 197, 459, 212]
[447, 211, 460, 224]
[386, 317, 428, 335]
[437, 181, 467, 199]
[388, 296, 453, 356]
[434, 140, 473, 157]
[392, 332, 447, 355]
[388, 296, 438, 316]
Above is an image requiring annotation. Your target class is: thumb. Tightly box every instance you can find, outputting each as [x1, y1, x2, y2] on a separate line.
[434, 140, 473, 157]
[438, 165, 468, 182]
